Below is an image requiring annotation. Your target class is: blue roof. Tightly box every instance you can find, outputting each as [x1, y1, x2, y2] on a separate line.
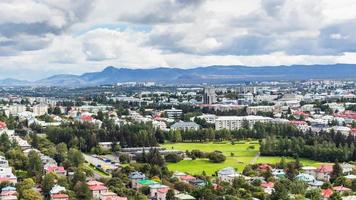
[295, 173, 315, 182]
[129, 171, 146, 179]
[2, 186, 16, 191]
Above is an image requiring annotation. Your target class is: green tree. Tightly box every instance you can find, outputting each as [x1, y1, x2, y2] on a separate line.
[27, 150, 43, 181]
[22, 189, 42, 200]
[74, 182, 92, 200]
[67, 148, 84, 168]
[42, 173, 57, 196]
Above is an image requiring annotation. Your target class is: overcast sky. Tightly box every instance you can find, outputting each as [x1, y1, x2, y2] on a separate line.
[1, 0, 356, 80]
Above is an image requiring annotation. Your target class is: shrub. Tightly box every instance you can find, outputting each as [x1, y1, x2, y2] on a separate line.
[165, 153, 183, 163]
[207, 152, 226, 163]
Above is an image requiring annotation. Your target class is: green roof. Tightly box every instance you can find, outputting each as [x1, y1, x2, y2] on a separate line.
[138, 179, 158, 185]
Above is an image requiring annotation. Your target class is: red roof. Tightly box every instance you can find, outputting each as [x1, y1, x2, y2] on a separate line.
[316, 165, 333, 173]
[293, 111, 309, 116]
[50, 193, 69, 199]
[87, 180, 104, 186]
[321, 189, 333, 198]
[0, 191, 17, 196]
[0, 177, 16, 183]
[0, 121, 6, 129]
[180, 175, 196, 181]
[157, 188, 169, 193]
[261, 182, 274, 188]
[257, 164, 272, 171]
[81, 115, 94, 121]
[89, 185, 108, 191]
[289, 120, 307, 125]
[333, 186, 351, 191]
[335, 110, 356, 119]
[45, 165, 66, 173]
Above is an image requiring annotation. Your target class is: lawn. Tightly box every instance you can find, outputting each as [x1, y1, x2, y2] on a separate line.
[161, 141, 326, 176]
[161, 141, 259, 175]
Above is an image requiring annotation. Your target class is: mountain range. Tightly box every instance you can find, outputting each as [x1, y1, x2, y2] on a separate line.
[1, 64, 356, 87]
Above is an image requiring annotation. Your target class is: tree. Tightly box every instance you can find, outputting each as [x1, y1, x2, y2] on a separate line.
[17, 178, 35, 198]
[67, 148, 84, 168]
[270, 180, 290, 200]
[165, 153, 182, 163]
[74, 182, 92, 200]
[27, 150, 43, 181]
[166, 189, 175, 200]
[146, 148, 165, 167]
[305, 189, 322, 200]
[207, 152, 226, 163]
[330, 192, 342, 200]
[22, 189, 42, 200]
[42, 173, 57, 196]
[331, 160, 343, 182]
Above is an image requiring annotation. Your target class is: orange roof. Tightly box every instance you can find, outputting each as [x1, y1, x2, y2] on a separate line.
[261, 182, 274, 188]
[50, 193, 69, 199]
[89, 185, 108, 191]
[87, 180, 104, 186]
[0, 121, 6, 129]
[321, 189, 333, 198]
[333, 186, 351, 191]
[316, 165, 333, 173]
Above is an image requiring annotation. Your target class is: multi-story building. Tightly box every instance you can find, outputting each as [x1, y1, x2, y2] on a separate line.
[8, 104, 26, 116]
[32, 103, 49, 116]
[215, 116, 272, 130]
[203, 87, 216, 105]
[246, 106, 274, 115]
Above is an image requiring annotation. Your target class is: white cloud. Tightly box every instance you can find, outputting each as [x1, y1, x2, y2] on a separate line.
[1, 0, 356, 79]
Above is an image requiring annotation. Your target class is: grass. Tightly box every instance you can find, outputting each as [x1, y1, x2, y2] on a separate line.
[86, 163, 111, 177]
[161, 141, 326, 175]
[162, 141, 259, 175]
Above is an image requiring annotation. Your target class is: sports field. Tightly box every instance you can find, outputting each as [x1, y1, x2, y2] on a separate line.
[161, 141, 324, 175]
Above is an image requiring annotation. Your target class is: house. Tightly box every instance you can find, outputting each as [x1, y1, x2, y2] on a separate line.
[1, 186, 17, 200]
[98, 142, 113, 151]
[41, 155, 58, 166]
[170, 121, 200, 131]
[44, 165, 66, 176]
[188, 178, 205, 187]
[261, 182, 274, 194]
[137, 179, 158, 189]
[50, 193, 69, 200]
[295, 173, 315, 183]
[217, 167, 240, 182]
[340, 163, 355, 174]
[0, 156, 9, 168]
[302, 166, 317, 177]
[87, 181, 108, 200]
[345, 174, 356, 180]
[128, 171, 146, 189]
[149, 184, 169, 200]
[333, 186, 351, 192]
[174, 193, 196, 200]
[257, 164, 272, 172]
[180, 175, 196, 183]
[50, 185, 66, 195]
[271, 169, 285, 178]
[316, 165, 333, 181]
[321, 188, 333, 199]
[0, 167, 17, 184]
[99, 191, 128, 200]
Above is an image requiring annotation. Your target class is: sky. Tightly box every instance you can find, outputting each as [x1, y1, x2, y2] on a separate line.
[1, 0, 356, 80]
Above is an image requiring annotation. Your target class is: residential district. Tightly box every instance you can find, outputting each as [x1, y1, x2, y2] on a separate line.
[0, 80, 356, 200]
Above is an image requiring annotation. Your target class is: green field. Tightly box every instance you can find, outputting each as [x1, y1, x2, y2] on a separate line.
[161, 141, 325, 175]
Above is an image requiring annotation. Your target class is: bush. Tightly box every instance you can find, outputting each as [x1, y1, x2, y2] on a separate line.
[190, 150, 206, 158]
[207, 152, 226, 163]
[165, 153, 183, 163]
[119, 154, 130, 164]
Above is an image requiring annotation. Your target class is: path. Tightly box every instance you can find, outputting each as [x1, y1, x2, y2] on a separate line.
[250, 152, 260, 164]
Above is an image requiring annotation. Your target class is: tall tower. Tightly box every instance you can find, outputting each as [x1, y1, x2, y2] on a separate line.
[203, 87, 216, 105]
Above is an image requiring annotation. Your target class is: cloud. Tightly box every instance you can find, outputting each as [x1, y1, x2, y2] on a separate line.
[1, 0, 356, 79]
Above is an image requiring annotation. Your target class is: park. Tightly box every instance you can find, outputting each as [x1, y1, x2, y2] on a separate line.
[161, 141, 326, 175]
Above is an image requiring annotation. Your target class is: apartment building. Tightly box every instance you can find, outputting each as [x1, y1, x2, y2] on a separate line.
[215, 116, 273, 130]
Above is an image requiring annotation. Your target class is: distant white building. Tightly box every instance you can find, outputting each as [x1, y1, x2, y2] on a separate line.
[215, 116, 273, 130]
[32, 103, 48, 116]
[8, 104, 26, 116]
[171, 121, 200, 131]
[164, 108, 183, 119]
